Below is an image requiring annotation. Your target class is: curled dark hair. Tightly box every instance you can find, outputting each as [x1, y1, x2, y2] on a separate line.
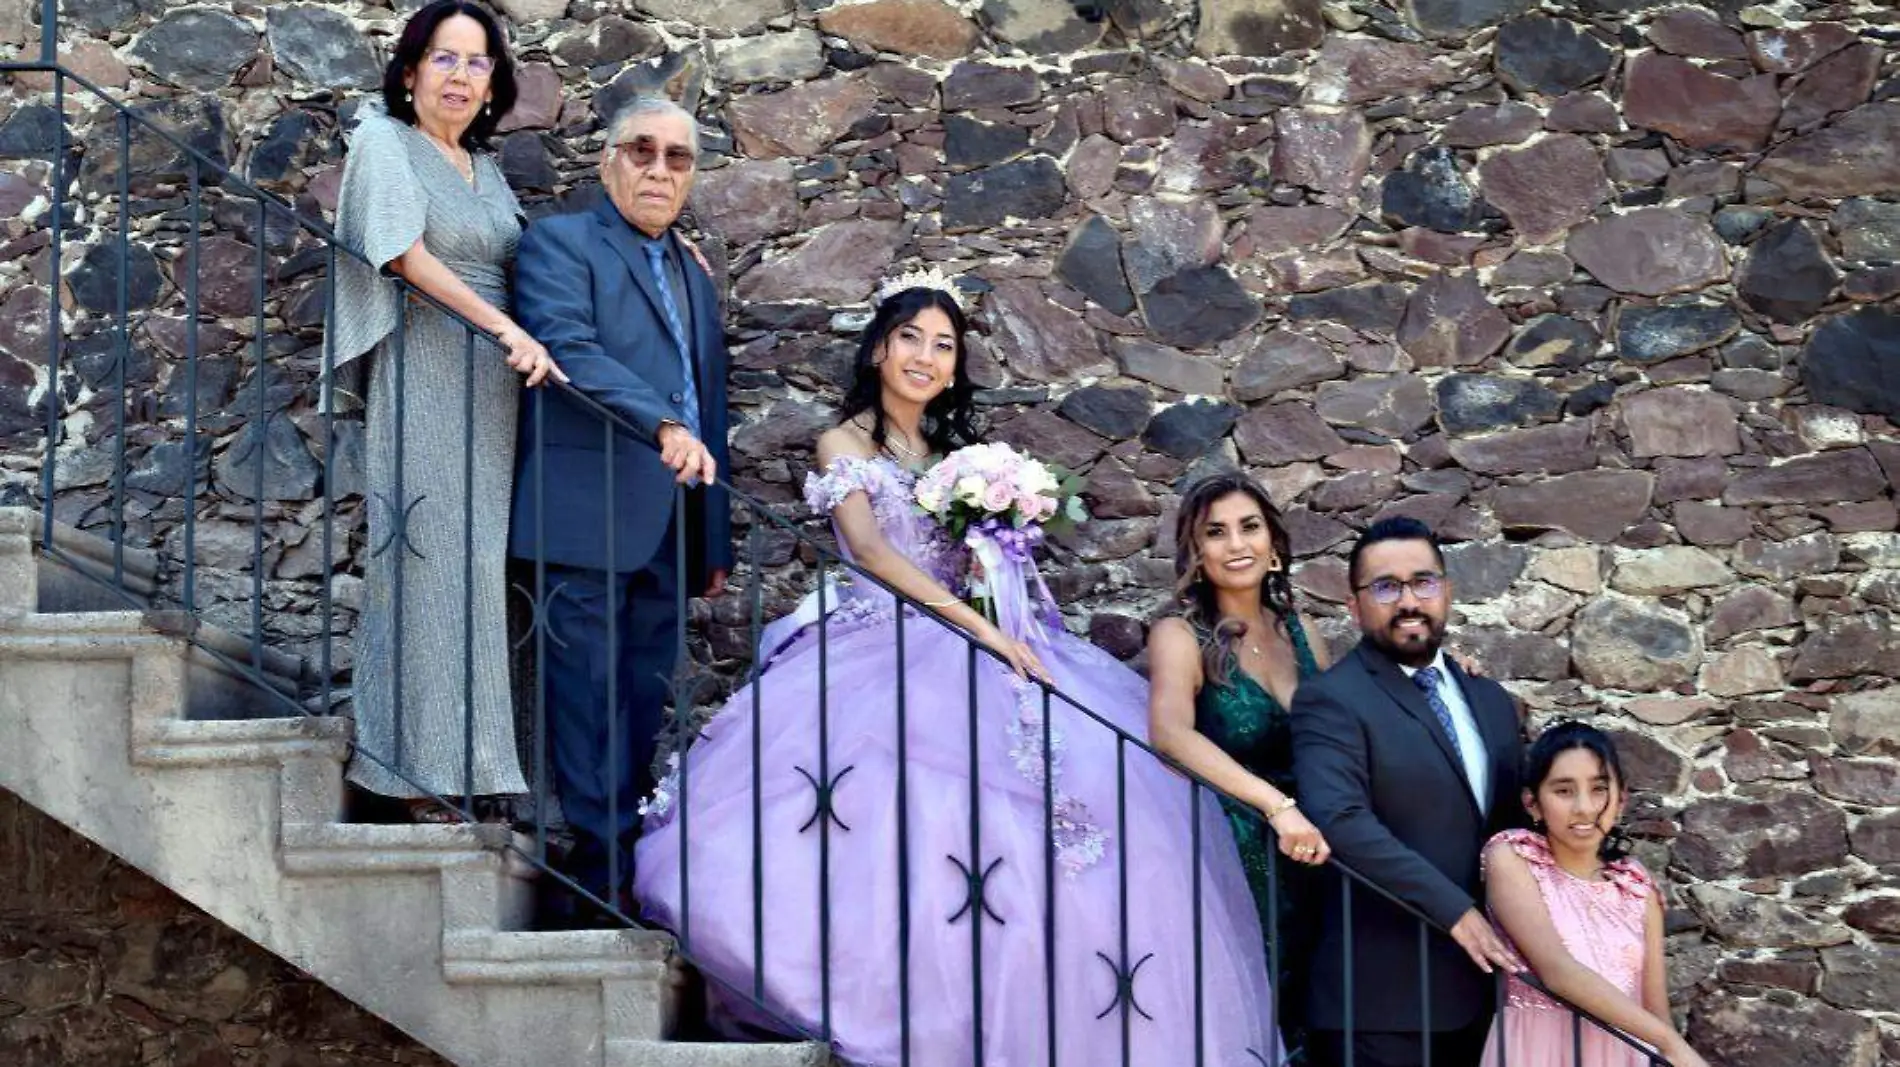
[1524, 719, 1635, 864]
[1163, 471, 1298, 685]
[381, 0, 517, 151]
[839, 288, 980, 454]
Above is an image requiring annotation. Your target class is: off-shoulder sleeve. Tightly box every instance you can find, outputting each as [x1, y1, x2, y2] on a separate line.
[804, 455, 888, 515]
[1481, 828, 1554, 879]
[1604, 856, 1656, 901]
[328, 110, 428, 374]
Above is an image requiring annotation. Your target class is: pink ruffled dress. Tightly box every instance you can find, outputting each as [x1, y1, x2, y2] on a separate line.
[1481, 829, 1659, 1067]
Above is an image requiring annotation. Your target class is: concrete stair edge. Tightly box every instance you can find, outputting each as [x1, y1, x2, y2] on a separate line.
[0, 509, 831, 1067]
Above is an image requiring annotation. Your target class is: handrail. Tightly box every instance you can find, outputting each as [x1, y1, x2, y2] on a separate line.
[5, 53, 1671, 1065]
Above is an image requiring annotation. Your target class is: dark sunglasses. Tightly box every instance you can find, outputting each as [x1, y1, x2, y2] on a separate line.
[615, 136, 696, 173]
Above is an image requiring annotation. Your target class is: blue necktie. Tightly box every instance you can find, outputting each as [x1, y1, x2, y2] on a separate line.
[1412, 666, 1472, 791]
[643, 241, 700, 441]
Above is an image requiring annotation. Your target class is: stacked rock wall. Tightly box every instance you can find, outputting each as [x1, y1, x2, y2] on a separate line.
[0, 789, 446, 1064]
[1, 0, 1897, 1062]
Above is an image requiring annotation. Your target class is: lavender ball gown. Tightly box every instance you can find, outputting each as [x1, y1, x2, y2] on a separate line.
[636, 455, 1281, 1066]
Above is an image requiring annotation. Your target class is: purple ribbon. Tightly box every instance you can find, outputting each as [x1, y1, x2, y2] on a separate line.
[966, 518, 1061, 641]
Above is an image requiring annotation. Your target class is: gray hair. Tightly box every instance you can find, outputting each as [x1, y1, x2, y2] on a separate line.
[606, 95, 699, 154]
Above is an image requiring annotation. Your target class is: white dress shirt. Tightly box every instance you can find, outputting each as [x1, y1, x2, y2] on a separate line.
[1400, 650, 1489, 813]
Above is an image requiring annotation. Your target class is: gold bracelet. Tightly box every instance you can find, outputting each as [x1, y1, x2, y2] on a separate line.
[1264, 797, 1298, 821]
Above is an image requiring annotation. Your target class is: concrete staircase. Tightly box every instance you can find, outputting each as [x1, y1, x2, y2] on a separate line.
[0, 508, 828, 1067]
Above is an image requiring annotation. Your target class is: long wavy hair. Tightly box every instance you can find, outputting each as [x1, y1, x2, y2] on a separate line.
[1164, 471, 1297, 686]
[1524, 720, 1635, 864]
[839, 287, 981, 454]
[381, 0, 518, 151]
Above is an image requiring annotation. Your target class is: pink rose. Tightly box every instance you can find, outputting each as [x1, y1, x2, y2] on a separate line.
[982, 482, 1014, 512]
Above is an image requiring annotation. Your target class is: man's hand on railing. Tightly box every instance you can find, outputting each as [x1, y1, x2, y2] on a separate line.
[704, 569, 728, 599]
[657, 423, 717, 485]
[495, 322, 567, 387]
[1449, 908, 1526, 974]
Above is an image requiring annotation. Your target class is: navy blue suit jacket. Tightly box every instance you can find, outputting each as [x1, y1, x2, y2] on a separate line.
[1290, 640, 1525, 1033]
[509, 196, 733, 579]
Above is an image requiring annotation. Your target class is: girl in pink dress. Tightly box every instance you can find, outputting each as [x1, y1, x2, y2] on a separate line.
[1481, 722, 1709, 1067]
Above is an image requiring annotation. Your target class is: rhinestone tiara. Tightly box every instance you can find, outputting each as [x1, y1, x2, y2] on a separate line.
[873, 265, 968, 311]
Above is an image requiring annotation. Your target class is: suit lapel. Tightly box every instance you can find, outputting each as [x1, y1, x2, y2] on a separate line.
[1357, 642, 1481, 816]
[594, 198, 673, 342]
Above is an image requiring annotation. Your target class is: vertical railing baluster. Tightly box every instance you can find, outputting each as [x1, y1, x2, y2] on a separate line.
[1495, 975, 1508, 1067]
[111, 108, 129, 584]
[1420, 919, 1433, 1067]
[749, 512, 766, 1002]
[673, 478, 689, 938]
[1116, 736, 1131, 1067]
[1042, 686, 1057, 1067]
[319, 242, 336, 716]
[1343, 877, 1354, 1067]
[462, 328, 476, 811]
[38, 0, 55, 62]
[40, 69, 64, 551]
[816, 556, 832, 1040]
[896, 590, 912, 1067]
[1190, 780, 1204, 1067]
[531, 385, 548, 862]
[1267, 834, 1281, 1062]
[1572, 1007, 1583, 1067]
[391, 297, 408, 768]
[604, 420, 618, 910]
[250, 197, 267, 672]
[965, 641, 983, 1066]
[183, 156, 201, 613]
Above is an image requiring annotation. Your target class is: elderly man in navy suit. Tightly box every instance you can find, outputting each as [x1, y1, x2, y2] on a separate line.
[510, 95, 731, 920]
[1291, 517, 1526, 1067]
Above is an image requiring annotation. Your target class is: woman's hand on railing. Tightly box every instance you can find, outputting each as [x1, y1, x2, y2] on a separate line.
[1265, 804, 1331, 865]
[495, 322, 566, 387]
[976, 620, 1052, 685]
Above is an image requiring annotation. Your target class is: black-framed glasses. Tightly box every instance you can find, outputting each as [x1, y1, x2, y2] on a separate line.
[614, 136, 696, 173]
[1354, 573, 1445, 605]
[425, 47, 495, 78]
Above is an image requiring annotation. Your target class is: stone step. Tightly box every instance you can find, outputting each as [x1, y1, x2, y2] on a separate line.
[442, 929, 671, 984]
[134, 714, 352, 767]
[279, 821, 533, 875]
[605, 1041, 833, 1067]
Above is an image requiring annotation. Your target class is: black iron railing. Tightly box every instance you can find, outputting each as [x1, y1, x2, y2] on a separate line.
[4, 9, 1672, 1064]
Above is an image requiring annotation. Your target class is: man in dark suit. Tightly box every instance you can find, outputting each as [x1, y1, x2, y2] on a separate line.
[510, 96, 731, 918]
[1290, 517, 1526, 1067]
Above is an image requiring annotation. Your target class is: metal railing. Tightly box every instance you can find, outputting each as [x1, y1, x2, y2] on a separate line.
[4, 11, 1672, 1064]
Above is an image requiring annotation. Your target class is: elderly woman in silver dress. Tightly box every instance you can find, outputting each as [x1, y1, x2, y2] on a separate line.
[330, 0, 560, 822]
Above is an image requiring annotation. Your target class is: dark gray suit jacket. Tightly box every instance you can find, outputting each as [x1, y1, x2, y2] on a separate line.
[1290, 640, 1524, 1034]
[509, 196, 732, 582]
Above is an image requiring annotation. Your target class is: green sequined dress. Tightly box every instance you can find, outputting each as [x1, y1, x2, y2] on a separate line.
[1193, 613, 1322, 1043]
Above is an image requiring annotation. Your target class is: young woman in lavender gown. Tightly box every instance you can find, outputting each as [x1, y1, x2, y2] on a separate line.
[635, 272, 1281, 1066]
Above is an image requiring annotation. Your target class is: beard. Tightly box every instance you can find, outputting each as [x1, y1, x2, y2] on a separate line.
[1364, 608, 1446, 667]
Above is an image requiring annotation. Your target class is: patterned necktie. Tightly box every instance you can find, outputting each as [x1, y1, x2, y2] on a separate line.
[1411, 665, 1473, 792]
[642, 241, 700, 441]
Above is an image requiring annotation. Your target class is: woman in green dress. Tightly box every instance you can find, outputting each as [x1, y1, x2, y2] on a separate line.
[1148, 471, 1331, 1055]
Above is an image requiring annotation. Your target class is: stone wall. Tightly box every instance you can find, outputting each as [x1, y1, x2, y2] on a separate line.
[0, 788, 448, 1065]
[1, 0, 1897, 1062]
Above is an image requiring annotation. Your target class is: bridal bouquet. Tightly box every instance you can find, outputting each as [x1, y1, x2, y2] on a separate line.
[913, 442, 1086, 639]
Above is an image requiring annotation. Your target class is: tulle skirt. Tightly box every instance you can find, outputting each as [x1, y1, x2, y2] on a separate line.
[636, 606, 1282, 1066]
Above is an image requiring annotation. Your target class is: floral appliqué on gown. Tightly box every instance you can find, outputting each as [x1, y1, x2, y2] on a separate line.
[636, 455, 1281, 1067]
[1481, 828, 1658, 1067]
